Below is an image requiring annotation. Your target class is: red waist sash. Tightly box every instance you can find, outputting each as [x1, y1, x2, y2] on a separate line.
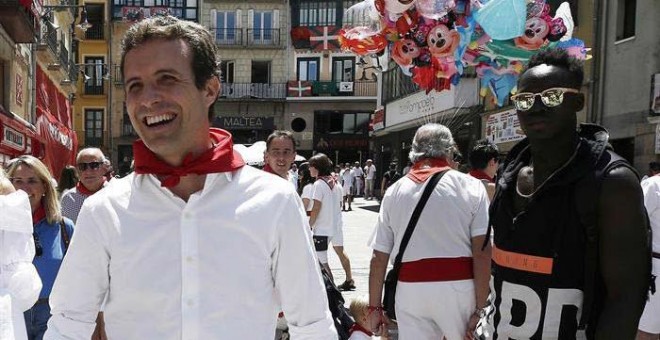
[398, 257, 473, 282]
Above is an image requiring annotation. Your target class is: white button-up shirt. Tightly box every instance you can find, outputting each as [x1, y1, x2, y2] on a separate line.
[45, 166, 336, 339]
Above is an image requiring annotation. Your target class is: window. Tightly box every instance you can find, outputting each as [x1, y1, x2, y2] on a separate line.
[252, 11, 273, 43]
[299, 1, 337, 26]
[85, 109, 103, 147]
[112, 0, 198, 20]
[342, 0, 368, 26]
[84, 4, 105, 40]
[251, 61, 271, 84]
[220, 60, 234, 84]
[83, 56, 105, 95]
[616, 0, 636, 40]
[297, 58, 320, 81]
[215, 11, 236, 43]
[332, 57, 354, 82]
[315, 111, 371, 135]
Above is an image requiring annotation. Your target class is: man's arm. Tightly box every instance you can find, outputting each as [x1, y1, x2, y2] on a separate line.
[596, 167, 648, 338]
[273, 193, 336, 339]
[368, 250, 390, 334]
[309, 199, 322, 228]
[45, 203, 111, 340]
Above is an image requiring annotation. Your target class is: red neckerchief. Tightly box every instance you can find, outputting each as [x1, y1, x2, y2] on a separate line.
[406, 158, 452, 184]
[32, 204, 46, 224]
[469, 169, 494, 183]
[263, 164, 276, 175]
[76, 179, 106, 196]
[349, 323, 373, 337]
[133, 128, 245, 188]
[318, 176, 335, 189]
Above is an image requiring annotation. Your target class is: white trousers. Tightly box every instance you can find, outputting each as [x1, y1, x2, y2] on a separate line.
[395, 279, 475, 340]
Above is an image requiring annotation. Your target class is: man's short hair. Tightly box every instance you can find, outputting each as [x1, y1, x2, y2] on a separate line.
[120, 15, 221, 120]
[650, 161, 660, 173]
[266, 130, 296, 151]
[524, 48, 584, 88]
[408, 123, 454, 164]
[76, 147, 106, 163]
[469, 140, 499, 170]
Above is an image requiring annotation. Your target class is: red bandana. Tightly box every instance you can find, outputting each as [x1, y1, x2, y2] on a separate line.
[133, 128, 245, 188]
[262, 164, 276, 175]
[469, 169, 494, 183]
[406, 158, 452, 184]
[32, 204, 46, 225]
[76, 179, 106, 196]
[318, 176, 336, 189]
[349, 323, 373, 337]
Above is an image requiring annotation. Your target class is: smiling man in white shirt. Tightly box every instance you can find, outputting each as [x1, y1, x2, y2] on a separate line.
[44, 16, 335, 340]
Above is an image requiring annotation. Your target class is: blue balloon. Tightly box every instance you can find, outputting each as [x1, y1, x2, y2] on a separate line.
[473, 0, 526, 40]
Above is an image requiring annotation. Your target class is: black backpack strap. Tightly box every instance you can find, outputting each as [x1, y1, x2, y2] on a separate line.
[391, 170, 449, 279]
[59, 219, 70, 255]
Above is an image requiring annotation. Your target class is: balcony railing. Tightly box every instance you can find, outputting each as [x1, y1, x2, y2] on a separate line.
[212, 28, 243, 46]
[84, 80, 105, 95]
[0, 0, 37, 43]
[219, 83, 286, 99]
[59, 40, 69, 71]
[114, 64, 123, 85]
[40, 20, 59, 57]
[68, 58, 78, 82]
[287, 81, 377, 97]
[246, 28, 281, 47]
[84, 22, 104, 40]
[382, 66, 419, 104]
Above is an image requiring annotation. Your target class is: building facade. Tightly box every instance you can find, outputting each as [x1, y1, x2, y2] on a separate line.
[0, 0, 79, 179]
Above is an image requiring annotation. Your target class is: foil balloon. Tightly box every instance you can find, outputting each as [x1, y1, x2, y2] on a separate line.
[339, 27, 388, 55]
[384, 0, 417, 21]
[478, 65, 520, 106]
[415, 0, 456, 20]
[473, 0, 526, 40]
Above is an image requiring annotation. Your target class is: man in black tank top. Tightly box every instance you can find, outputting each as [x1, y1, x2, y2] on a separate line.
[489, 49, 648, 339]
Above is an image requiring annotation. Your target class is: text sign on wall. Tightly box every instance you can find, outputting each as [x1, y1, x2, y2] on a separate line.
[485, 109, 526, 144]
[214, 117, 275, 130]
[2, 125, 26, 152]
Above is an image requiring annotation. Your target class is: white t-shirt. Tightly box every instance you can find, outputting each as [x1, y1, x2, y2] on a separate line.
[341, 169, 354, 188]
[352, 167, 364, 179]
[365, 165, 376, 180]
[311, 179, 340, 237]
[369, 170, 489, 263]
[642, 175, 660, 252]
[301, 183, 314, 211]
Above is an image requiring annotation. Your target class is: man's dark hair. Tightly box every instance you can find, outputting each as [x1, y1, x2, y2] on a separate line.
[389, 162, 397, 171]
[650, 161, 660, 173]
[309, 153, 333, 176]
[469, 139, 499, 170]
[524, 48, 584, 88]
[120, 15, 221, 120]
[266, 130, 296, 151]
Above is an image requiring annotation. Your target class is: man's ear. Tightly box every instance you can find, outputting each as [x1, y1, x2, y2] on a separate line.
[204, 76, 221, 108]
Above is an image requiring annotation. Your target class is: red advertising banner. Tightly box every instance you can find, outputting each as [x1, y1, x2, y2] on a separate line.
[36, 66, 77, 179]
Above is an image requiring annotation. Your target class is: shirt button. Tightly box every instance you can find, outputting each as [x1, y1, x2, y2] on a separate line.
[183, 212, 191, 219]
[186, 256, 194, 263]
[187, 299, 194, 307]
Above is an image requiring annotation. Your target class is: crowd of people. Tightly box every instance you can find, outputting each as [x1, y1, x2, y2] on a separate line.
[1, 15, 659, 340]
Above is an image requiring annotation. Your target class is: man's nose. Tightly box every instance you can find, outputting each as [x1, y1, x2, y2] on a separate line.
[140, 84, 162, 108]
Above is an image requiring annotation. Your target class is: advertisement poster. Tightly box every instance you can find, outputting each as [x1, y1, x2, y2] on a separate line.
[485, 109, 526, 144]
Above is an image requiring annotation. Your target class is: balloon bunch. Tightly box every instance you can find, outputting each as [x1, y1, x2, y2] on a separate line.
[339, 0, 589, 106]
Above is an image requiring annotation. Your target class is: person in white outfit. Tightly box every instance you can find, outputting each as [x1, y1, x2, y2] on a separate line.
[638, 173, 660, 339]
[364, 160, 376, 200]
[0, 169, 42, 340]
[367, 123, 491, 339]
[44, 16, 335, 340]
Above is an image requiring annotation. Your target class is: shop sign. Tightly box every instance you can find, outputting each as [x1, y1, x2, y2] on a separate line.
[215, 116, 275, 130]
[485, 109, 526, 144]
[2, 125, 26, 152]
[372, 108, 384, 131]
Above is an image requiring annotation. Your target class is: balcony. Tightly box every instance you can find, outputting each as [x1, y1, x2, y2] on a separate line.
[111, 4, 198, 21]
[114, 64, 123, 86]
[0, 0, 37, 43]
[287, 81, 377, 98]
[37, 20, 59, 63]
[212, 28, 243, 47]
[59, 40, 69, 71]
[84, 22, 104, 40]
[219, 83, 286, 100]
[246, 28, 281, 48]
[382, 66, 419, 104]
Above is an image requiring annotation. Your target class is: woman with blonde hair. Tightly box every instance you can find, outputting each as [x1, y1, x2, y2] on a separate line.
[6, 156, 74, 340]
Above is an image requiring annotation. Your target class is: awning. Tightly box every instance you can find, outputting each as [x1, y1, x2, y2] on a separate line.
[0, 108, 39, 167]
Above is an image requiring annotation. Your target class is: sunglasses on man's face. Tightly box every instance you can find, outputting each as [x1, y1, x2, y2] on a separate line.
[77, 161, 103, 171]
[511, 87, 580, 112]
